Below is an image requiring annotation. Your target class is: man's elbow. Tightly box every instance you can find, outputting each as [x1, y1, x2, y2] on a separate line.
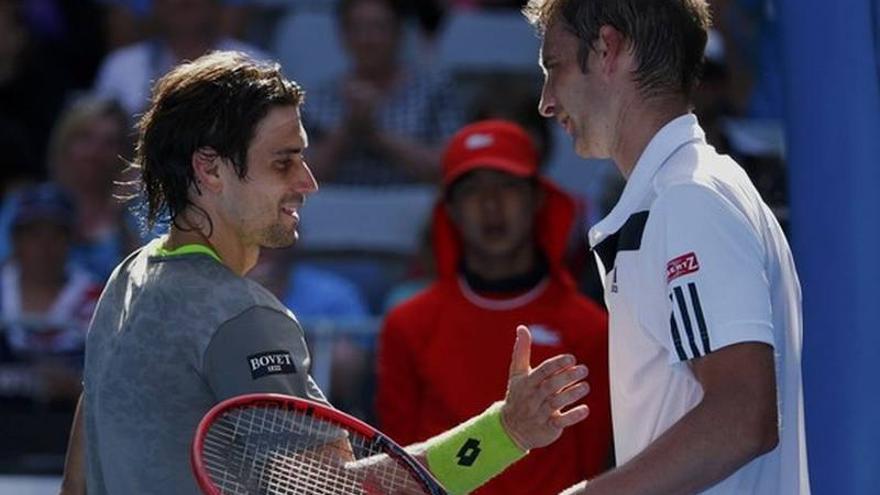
[742, 409, 779, 459]
[754, 419, 779, 456]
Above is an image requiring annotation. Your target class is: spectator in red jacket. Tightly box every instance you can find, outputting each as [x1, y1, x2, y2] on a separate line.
[377, 119, 612, 495]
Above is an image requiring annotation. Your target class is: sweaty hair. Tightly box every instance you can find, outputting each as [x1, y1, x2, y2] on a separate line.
[523, 0, 711, 99]
[133, 51, 304, 230]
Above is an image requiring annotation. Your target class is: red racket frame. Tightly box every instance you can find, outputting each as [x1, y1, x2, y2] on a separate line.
[191, 393, 447, 495]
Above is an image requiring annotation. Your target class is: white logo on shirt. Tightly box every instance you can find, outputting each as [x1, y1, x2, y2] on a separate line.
[248, 350, 296, 379]
[465, 133, 494, 150]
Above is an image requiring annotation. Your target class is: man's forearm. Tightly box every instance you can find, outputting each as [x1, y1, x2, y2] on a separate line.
[570, 393, 775, 495]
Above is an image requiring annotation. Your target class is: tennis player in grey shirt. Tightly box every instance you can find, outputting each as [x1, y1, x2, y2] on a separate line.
[59, 51, 594, 494]
[81, 239, 327, 494]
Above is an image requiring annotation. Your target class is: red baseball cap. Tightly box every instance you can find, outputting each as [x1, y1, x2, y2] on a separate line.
[441, 119, 539, 187]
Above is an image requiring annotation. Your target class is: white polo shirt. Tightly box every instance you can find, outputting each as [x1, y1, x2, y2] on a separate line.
[589, 114, 809, 494]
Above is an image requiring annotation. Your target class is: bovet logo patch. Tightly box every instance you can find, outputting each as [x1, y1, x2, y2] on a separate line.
[667, 252, 700, 282]
[248, 350, 296, 379]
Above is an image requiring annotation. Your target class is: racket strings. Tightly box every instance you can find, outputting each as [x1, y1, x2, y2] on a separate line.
[200, 402, 426, 494]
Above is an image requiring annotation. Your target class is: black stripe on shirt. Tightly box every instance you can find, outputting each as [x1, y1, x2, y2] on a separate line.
[673, 286, 702, 359]
[593, 211, 650, 274]
[669, 295, 688, 361]
[688, 282, 711, 354]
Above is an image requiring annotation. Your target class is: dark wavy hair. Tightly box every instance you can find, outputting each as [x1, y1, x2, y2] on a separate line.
[133, 51, 304, 230]
[524, 0, 711, 99]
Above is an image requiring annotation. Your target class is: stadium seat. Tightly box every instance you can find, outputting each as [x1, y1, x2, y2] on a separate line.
[435, 10, 542, 75]
[296, 185, 437, 313]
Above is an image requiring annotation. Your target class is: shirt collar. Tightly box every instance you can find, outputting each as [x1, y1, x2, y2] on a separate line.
[588, 113, 705, 247]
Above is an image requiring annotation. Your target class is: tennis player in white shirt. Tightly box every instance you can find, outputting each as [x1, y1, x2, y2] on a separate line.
[524, 0, 810, 493]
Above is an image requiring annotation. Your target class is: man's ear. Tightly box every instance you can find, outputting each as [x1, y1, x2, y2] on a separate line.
[192, 147, 223, 194]
[595, 24, 629, 79]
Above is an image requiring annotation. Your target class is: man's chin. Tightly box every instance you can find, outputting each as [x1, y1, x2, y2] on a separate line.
[262, 229, 299, 249]
[574, 140, 598, 159]
[574, 143, 610, 161]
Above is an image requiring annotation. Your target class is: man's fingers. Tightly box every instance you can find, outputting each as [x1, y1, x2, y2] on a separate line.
[551, 405, 590, 428]
[537, 364, 588, 397]
[548, 382, 590, 410]
[529, 353, 577, 384]
[508, 325, 533, 378]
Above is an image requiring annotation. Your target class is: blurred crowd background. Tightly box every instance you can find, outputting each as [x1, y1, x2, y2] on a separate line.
[0, 0, 788, 479]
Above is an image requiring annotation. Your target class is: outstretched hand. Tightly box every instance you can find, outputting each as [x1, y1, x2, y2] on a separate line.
[500, 325, 591, 451]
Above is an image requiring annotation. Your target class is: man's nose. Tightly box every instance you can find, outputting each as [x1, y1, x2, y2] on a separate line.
[296, 160, 319, 194]
[538, 84, 556, 118]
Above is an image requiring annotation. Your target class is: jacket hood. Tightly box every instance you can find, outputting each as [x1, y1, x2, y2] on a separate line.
[432, 176, 578, 288]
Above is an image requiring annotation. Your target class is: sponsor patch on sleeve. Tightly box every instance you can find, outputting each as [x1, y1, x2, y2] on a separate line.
[667, 252, 700, 282]
[248, 350, 297, 379]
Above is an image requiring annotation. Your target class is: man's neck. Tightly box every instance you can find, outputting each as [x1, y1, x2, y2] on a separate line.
[612, 97, 690, 179]
[166, 218, 258, 276]
[461, 250, 548, 294]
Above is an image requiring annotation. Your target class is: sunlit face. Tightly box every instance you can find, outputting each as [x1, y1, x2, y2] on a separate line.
[61, 114, 124, 192]
[447, 169, 540, 261]
[539, 22, 610, 158]
[217, 105, 318, 250]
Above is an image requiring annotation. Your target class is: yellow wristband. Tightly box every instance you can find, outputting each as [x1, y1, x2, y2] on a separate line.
[425, 402, 527, 495]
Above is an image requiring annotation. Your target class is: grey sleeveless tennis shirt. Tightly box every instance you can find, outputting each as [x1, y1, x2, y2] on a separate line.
[83, 240, 327, 494]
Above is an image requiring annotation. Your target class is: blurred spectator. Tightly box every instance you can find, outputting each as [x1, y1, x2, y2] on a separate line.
[47, 96, 141, 280]
[0, 184, 101, 473]
[693, 29, 734, 153]
[377, 120, 612, 494]
[304, 0, 463, 185]
[0, 118, 42, 264]
[711, 0, 784, 119]
[0, 0, 69, 179]
[99, 0, 255, 49]
[93, 0, 267, 116]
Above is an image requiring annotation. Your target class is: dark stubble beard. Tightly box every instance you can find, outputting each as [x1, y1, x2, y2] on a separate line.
[261, 221, 298, 249]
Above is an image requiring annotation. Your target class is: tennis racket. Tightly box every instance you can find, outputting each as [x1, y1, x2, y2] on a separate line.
[191, 393, 448, 495]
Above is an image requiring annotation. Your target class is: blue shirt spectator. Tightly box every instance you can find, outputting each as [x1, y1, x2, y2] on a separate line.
[283, 264, 370, 320]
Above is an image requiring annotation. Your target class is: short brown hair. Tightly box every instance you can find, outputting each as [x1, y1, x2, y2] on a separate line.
[524, 0, 711, 99]
[134, 51, 304, 230]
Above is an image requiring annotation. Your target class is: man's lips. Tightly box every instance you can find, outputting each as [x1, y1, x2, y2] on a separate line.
[560, 116, 573, 135]
[281, 204, 301, 220]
